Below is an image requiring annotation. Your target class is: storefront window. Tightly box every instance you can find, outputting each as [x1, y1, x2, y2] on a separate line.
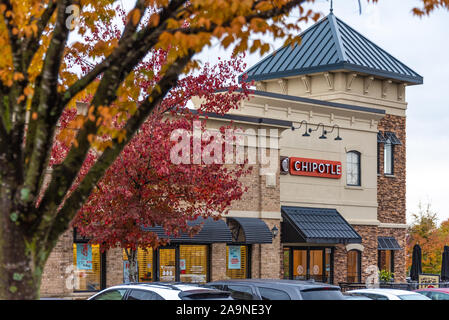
[179, 245, 208, 283]
[378, 250, 394, 273]
[289, 247, 333, 283]
[138, 248, 154, 282]
[347, 250, 361, 283]
[72, 243, 101, 291]
[123, 248, 154, 283]
[309, 250, 323, 281]
[226, 245, 248, 279]
[293, 250, 307, 280]
[159, 248, 176, 282]
[122, 245, 208, 283]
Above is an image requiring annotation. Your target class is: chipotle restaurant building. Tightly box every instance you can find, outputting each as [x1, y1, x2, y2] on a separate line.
[40, 13, 422, 298]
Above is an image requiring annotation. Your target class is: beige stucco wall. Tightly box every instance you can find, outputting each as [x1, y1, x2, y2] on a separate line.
[258, 71, 408, 117]
[279, 127, 379, 225]
[192, 67, 413, 229]
[211, 90, 384, 227]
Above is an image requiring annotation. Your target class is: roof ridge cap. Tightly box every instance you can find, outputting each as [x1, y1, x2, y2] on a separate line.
[327, 13, 347, 62]
[332, 15, 422, 79]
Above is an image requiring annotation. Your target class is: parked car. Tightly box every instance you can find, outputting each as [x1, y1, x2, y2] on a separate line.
[414, 288, 449, 300]
[347, 288, 431, 300]
[205, 279, 345, 300]
[87, 282, 233, 300]
[342, 292, 372, 300]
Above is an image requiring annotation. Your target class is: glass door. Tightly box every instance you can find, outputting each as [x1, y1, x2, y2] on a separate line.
[292, 249, 307, 280]
[287, 247, 334, 283]
[159, 248, 176, 282]
[309, 249, 323, 282]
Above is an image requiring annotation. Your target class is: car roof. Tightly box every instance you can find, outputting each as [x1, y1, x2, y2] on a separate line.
[102, 283, 217, 292]
[349, 288, 421, 295]
[90, 283, 225, 300]
[208, 279, 340, 289]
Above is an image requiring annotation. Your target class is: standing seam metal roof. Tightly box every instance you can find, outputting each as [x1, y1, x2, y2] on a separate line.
[141, 217, 232, 243]
[242, 13, 422, 84]
[378, 237, 402, 250]
[281, 206, 362, 244]
[227, 217, 273, 244]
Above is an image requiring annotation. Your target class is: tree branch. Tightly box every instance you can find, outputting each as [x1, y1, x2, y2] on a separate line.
[20, 0, 74, 209]
[42, 51, 194, 253]
[59, 0, 188, 108]
[22, 1, 58, 70]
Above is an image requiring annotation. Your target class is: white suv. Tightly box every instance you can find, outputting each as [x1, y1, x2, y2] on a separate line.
[87, 283, 233, 300]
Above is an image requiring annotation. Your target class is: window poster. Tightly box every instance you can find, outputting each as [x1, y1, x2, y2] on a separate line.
[228, 246, 241, 270]
[180, 259, 186, 271]
[76, 243, 92, 270]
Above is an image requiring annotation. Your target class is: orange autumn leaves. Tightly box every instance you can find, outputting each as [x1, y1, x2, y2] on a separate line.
[407, 204, 449, 275]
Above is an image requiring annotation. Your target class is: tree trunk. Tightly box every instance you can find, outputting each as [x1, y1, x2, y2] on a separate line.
[125, 248, 139, 283]
[0, 164, 52, 300]
[0, 196, 45, 299]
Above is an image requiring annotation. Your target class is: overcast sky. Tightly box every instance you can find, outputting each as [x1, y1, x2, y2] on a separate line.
[193, 0, 449, 224]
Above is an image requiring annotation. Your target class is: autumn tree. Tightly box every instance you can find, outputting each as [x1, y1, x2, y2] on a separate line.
[407, 202, 449, 275]
[61, 55, 252, 283]
[0, 0, 446, 300]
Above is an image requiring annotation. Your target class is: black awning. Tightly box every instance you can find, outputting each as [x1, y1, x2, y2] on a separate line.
[142, 217, 232, 243]
[384, 132, 402, 145]
[378, 237, 402, 250]
[377, 132, 387, 143]
[227, 217, 273, 244]
[281, 206, 362, 244]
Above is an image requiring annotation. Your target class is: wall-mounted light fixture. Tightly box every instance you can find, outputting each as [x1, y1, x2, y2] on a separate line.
[292, 121, 343, 141]
[325, 124, 343, 141]
[308, 123, 327, 139]
[291, 120, 310, 137]
[271, 225, 279, 239]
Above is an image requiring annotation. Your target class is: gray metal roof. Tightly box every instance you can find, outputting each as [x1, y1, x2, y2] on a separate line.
[281, 206, 362, 244]
[242, 13, 422, 85]
[378, 237, 402, 250]
[227, 217, 273, 244]
[142, 217, 232, 243]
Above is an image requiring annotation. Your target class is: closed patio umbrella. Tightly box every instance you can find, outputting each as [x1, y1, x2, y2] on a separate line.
[410, 244, 422, 281]
[441, 246, 449, 282]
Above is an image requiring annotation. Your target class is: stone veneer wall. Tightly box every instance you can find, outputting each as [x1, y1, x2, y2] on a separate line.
[210, 243, 227, 281]
[250, 218, 282, 279]
[40, 229, 73, 297]
[378, 227, 407, 282]
[106, 248, 123, 287]
[377, 114, 406, 225]
[332, 225, 378, 285]
[377, 114, 407, 281]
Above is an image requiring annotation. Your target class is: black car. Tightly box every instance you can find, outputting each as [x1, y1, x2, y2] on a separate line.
[205, 279, 345, 300]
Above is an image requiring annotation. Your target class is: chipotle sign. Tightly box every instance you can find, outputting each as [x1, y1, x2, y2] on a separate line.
[281, 157, 342, 179]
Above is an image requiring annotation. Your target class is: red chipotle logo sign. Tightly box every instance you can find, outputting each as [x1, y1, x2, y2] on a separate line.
[280, 157, 342, 179]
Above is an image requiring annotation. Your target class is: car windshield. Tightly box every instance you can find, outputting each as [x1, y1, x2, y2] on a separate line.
[398, 294, 430, 300]
[301, 289, 344, 300]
